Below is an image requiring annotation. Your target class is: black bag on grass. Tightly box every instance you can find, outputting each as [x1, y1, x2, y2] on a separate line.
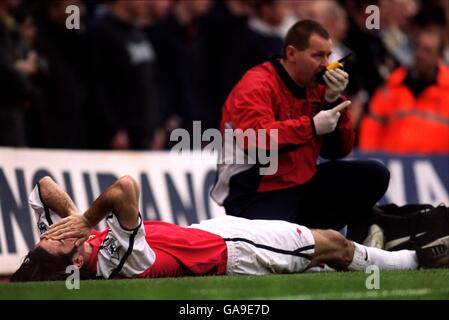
[368, 203, 449, 251]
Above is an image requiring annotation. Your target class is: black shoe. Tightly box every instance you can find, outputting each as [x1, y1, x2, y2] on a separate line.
[416, 236, 449, 269]
[376, 204, 449, 251]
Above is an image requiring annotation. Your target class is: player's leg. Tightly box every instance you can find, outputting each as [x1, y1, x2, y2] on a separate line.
[310, 229, 420, 271]
[307, 229, 354, 270]
[196, 217, 316, 275]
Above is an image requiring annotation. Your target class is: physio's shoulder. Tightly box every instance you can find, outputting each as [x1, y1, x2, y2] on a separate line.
[243, 61, 276, 82]
[233, 62, 277, 95]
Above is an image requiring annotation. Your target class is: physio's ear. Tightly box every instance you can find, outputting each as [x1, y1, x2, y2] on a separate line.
[285, 45, 297, 60]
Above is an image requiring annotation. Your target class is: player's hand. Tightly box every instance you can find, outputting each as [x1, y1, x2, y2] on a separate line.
[323, 69, 349, 103]
[313, 100, 351, 135]
[44, 214, 93, 247]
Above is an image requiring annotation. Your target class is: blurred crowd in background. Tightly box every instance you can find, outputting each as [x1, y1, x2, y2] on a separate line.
[0, 0, 448, 153]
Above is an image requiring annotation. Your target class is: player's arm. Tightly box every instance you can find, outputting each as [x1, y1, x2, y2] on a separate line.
[83, 175, 140, 229]
[44, 176, 140, 246]
[38, 176, 79, 218]
[29, 176, 80, 236]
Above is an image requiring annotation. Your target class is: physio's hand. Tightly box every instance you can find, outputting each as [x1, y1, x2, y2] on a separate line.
[313, 100, 351, 135]
[44, 214, 93, 247]
[324, 69, 349, 103]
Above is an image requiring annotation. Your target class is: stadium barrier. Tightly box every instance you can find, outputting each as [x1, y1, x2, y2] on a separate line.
[0, 147, 448, 274]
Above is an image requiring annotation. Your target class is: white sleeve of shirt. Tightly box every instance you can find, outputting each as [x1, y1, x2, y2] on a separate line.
[97, 213, 156, 279]
[28, 184, 62, 236]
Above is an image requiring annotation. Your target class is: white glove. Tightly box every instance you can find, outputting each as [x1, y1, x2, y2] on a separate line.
[313, 100, 351, 135]
[323, 68, 349, 103]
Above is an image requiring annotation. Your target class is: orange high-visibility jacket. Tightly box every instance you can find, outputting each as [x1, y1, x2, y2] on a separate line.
[359, 64, 449, 154]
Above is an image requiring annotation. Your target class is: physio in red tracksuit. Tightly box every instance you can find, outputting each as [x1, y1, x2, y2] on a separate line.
[211, 20, 390, 242]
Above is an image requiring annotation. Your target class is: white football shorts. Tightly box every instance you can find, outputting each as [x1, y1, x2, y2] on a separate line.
[190, 216, 315, 275]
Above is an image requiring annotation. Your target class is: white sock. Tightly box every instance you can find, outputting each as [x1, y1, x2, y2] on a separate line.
[348, 242, 418, 271]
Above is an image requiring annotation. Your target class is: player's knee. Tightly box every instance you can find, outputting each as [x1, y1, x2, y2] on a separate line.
[324, 229, 354, 266]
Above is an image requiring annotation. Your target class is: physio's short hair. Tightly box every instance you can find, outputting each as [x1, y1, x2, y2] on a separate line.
[10, 246, 94, 282]
[282, 20, 330, 57]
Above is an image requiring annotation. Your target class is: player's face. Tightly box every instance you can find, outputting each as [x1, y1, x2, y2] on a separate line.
[292, 34, 332, 86]
[38, 237, 78, 256]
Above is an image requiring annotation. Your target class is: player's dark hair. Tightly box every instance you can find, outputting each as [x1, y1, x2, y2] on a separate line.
[10, 246, 95, 282]
[282, 20, 330, 58]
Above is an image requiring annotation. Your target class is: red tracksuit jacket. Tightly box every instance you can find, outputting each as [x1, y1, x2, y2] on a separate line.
[211, 58, 354, 206]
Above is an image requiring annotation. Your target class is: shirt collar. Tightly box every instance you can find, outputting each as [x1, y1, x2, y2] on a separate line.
[269, 55, 307, 99]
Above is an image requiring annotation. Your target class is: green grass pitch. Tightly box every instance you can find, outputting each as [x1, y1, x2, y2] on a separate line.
[1, 270, 449, 300]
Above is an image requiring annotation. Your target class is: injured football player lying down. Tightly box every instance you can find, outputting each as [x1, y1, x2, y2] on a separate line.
[11, 176, 449, 281]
